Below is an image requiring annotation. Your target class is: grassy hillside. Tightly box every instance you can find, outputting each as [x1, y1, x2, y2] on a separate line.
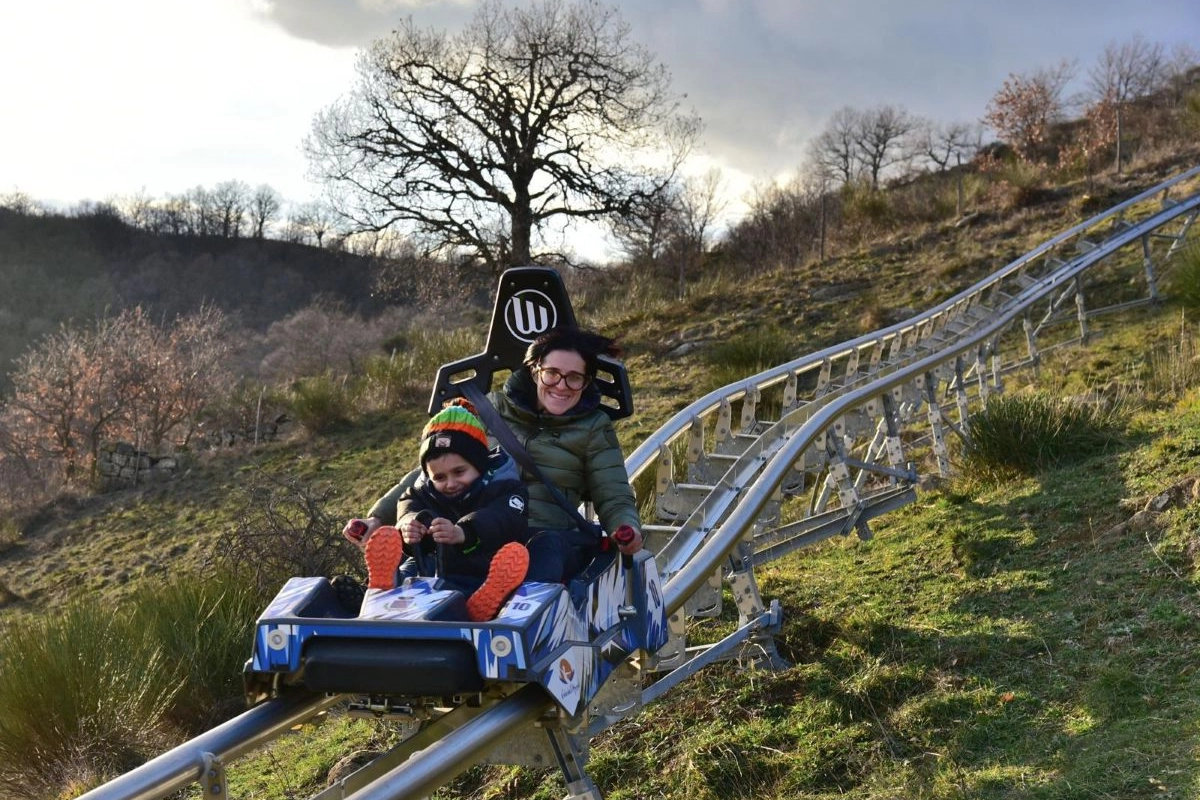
[188, 299, 1200, 800]
[1, 151, 1200, 798]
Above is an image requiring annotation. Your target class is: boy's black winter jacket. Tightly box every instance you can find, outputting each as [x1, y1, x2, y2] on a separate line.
[390, 449, 528, 579]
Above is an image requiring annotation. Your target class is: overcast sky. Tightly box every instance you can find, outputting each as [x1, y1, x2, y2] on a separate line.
[1, 0, 1196, 256]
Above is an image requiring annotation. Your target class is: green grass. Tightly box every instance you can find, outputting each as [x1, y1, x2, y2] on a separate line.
[0, 567, 267, 798]
[128, 571, 267, 733]
[1165, 244, 1200, 309]
[701, 323, 800, 391]
[0, 603, 182, 798]
[159, 353, 1200, 800]
[962, 390, 1125, 482]
[1, 159, 1199, 799]
[359, 325, 482, 412]
[287, 373, 358, 434]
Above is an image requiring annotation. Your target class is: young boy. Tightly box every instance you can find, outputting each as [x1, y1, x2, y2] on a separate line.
[343, 399, 530, 622]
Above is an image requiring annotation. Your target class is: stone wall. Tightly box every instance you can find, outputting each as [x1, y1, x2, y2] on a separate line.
[97, 442, 179, 489]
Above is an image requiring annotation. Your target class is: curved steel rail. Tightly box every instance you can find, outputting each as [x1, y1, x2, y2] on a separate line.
[72, 167, 1200, 800]
[74, 692, 341, 800]
[625, 165, 1200, 485]
[652, 188, 1200, 625]
[346, 167, 1200, 800]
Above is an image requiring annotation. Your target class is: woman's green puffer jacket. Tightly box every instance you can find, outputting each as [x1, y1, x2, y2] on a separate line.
[490, 369, 639, 534]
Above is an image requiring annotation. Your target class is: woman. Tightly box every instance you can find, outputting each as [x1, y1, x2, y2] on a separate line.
[491, 325, 643, 582]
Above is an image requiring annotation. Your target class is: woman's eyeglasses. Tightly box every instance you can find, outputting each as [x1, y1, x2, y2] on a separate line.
[535, 365, 590, 391]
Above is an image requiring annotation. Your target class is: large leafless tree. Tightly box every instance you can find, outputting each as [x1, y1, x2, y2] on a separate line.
[249, 184, 283, 239]
[807, 106, 862, 186]
[609, 183, 678, 269]
[306, 0, 700, 270]
[211, 180, 250, 239]
[911, 119, 982, 215]
[912, 119, 983, 173]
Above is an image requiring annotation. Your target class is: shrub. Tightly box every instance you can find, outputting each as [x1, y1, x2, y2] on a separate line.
[192, 380, 292, 448]
[0, 516, 19, 556]
[702, 325, 797, 390]
[985, 159, 1051, 211]
[1180, 88, 1200, 138]
[358, 325, 479, 411]
[962, 391, 1124, 481]
[2, 306, 236, 487]
[841, 183, 893, 231]
[0, 605, 181, 797]
[1165, 244, 1200, 310]
[128, 570, 265, 733]
[287, 373, 357, 434]
[0, 568, 268, 797]
[257, 302, 380, 381]
[208, 470, 362, 597]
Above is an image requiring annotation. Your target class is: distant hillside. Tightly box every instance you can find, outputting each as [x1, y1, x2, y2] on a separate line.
[0, 209, 386, 389]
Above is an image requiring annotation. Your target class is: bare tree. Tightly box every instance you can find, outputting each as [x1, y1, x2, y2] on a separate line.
[1088, 33, 1165, 173]
[152, 194, 193, 236]
[609, 183, 679, 269]
[288, 200, 341, 248]
[910, 118, 982, 215]
[122, 304, 235, 449]
[726, 176, 825, 270]
[2, 307, 237, 483]
[912, 119, 982, 173]
[1161, 42, 1200, 109]
[669, 168, 726, 296]
[807, 106, 862, 187]
[248, 184, 282, 239]
[257, 302, 378, 380]
[0, 189, 40, 215]
[211, 180, 250, 238]
[679, 170, 725, 251]
[306, 0, 700, 271]
[854, 105, 916, 190]
[983, 59, 1076, 162]
[5, 325, 98, 482]
[185, 186, 221, 236]
[114, 185, 156, 226]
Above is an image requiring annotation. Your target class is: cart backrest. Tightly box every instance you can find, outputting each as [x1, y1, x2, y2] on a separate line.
[428, 266, 632, 421]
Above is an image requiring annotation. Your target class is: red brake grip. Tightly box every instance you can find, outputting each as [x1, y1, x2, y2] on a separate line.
[612, 525, 636, 546]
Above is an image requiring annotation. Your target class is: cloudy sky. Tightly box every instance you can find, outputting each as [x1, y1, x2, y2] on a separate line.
[1, 0, 1196, 255]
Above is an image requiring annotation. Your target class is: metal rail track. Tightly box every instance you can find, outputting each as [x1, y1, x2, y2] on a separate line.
[75, 167, 1200, 800]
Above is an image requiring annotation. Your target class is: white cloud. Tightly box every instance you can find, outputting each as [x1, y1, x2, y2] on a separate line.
[0, 0, 355, 205]
[1, 0, 1195, 229]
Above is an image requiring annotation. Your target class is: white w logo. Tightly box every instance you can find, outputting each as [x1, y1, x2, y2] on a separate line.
[505, 290, 557, 341]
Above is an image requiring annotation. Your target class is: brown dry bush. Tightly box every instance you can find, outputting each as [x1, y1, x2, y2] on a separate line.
[207, 470, 362, 596]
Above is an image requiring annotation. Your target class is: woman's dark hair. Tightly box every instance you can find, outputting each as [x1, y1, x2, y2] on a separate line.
[523, 326, 623, 376]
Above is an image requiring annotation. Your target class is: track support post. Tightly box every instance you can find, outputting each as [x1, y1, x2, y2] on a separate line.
[546, 725, 602, 800]
[201, 752, 227, 799]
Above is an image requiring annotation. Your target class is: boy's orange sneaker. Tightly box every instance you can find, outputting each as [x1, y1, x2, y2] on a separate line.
[365, 526, 404, 590]
[466, 542, 529, 622]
